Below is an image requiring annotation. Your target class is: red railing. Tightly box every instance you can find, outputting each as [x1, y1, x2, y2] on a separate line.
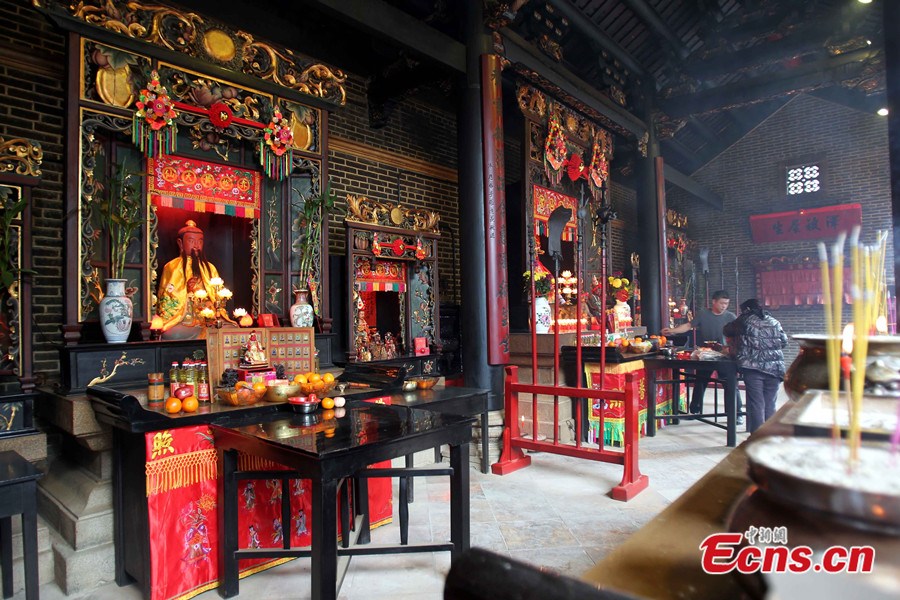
[491, 365, 648, 501]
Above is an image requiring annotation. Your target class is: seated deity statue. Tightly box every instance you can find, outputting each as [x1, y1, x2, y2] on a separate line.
[240, 330, 268, 367]
[156, 220, 229, 339]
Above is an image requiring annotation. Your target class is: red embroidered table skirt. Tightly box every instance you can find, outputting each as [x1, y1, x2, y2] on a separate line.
[144, 424, 392, 600]
[584, 361, 686, 446]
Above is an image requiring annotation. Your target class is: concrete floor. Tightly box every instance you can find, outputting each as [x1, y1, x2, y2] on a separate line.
[21, 389, 779, 600]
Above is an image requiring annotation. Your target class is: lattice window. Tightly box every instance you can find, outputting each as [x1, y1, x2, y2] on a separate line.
[786, 163, 821, 195]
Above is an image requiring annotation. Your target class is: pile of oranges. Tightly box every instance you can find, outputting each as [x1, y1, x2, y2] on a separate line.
[292, 371, 335, 394]
[165, 395, 199, 414]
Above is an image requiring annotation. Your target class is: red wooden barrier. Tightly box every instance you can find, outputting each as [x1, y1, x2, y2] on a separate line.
[491, 365, 648, 501]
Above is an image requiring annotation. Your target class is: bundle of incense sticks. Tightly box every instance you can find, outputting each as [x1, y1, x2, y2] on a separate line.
[848, 228, 888, 463]
[819, 227, 890, 465]
[817, 233, 845, 444]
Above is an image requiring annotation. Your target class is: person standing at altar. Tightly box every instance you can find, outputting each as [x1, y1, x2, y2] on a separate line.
[156, 220, 224, 336]
[724, 298, 787, 433]
[661, 290, 741, 420]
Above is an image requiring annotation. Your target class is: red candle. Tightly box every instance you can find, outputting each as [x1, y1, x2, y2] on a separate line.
[840, 354, 852, 385]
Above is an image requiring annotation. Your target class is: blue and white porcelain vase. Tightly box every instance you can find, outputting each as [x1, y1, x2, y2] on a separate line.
[290, 289, 315, 328]
[99, 279, 133, 343]
[533, 295, 552, 334]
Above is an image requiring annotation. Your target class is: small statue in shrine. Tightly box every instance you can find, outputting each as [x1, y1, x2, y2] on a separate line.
[384, 332, 397, 359]
[371, 331, 384, 360]
[356, 333, 371, 362]
[585, 275, 606, 330]
[611, 291, 633, 332]
[241, 330, 267, 367]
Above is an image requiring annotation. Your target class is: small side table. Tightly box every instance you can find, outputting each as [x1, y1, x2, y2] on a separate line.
[0, 451, 43, 600]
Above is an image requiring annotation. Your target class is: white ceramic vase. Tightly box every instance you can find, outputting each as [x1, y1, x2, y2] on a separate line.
[289, 289, 315, 328]
[99, 279, 133, 343]
[533, 295, 552, 334]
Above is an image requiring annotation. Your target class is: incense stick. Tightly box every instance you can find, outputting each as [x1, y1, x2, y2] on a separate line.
[818, 242, 841, 443]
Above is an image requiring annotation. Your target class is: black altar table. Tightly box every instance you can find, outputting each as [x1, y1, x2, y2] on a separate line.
[642, 356, 740, 447]
[212, 403, 474, 600]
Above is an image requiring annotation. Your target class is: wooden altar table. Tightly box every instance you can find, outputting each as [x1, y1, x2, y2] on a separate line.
[213, 403, 474, 600]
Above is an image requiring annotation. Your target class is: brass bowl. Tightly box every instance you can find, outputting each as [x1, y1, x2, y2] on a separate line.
[265, 382, 302, 403]
[216, 386, 265, 406]
[784, 334, 900, 400]
[413, 376, 440, 390]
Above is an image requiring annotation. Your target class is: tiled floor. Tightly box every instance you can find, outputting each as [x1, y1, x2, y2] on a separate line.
[24, 390, 785, 600]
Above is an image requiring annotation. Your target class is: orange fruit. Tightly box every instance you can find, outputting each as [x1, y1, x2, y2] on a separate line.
[322, 372, 335, 384]
[321, 409, 335, 421]
[293, 374, 308, 384]
[235, 381, 251, 389]
[165, 397, 182, 414]
[313, 380, 325, 392]
[320, 397, 335, 410]
[252, 382, 267, 394]
[182, 396, 199, 413]
[308, 373, 322, 383]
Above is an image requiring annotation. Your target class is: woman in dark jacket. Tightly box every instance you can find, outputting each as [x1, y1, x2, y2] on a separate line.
[724, 298, 788, 433]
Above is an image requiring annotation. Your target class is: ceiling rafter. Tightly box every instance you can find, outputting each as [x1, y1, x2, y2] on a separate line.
[621, 0, 690, 59]
[661, 46, 878, 118]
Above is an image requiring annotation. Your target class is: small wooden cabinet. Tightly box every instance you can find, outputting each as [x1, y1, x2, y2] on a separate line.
[344, 196, 441, 362]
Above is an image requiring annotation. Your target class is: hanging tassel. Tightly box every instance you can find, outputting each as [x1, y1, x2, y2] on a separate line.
[133, 69, 178, 158]
[260, 106, 294, 180]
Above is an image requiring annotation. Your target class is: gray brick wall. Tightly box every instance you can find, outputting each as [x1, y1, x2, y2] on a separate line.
[667, 94, 892, 363]
[0, 2, 66, 383]
[328, 73, 460, 304]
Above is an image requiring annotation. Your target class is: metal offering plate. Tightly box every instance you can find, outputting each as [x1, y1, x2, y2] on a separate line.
[783, 390, 899, 439]
[747, 436, 900, 532]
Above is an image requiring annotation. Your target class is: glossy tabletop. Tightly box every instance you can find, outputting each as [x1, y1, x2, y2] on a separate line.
[641, 356, 739, 447]
[213, 403, 474, 600]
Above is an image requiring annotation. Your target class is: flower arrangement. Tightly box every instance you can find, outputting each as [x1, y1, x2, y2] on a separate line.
[608, 274, 632, 303]
[524, 270, 554, 299]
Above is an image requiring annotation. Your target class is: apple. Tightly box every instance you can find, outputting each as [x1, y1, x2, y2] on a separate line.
[174, 386, 194, 400]
[333, 396, 346, 408]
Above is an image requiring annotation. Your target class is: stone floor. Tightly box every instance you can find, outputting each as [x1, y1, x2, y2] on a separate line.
[19, 389, 784, 600]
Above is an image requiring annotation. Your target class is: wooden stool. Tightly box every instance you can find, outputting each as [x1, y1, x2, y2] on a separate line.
[0, 451, 42, 600]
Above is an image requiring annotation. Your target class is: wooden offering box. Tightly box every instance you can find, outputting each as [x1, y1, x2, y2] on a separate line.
[207, 327, 315, 382]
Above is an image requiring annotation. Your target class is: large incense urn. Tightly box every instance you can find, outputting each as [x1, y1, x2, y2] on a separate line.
[783, 334, 900, 400]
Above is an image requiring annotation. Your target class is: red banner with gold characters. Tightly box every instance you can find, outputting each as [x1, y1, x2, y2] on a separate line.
[532, 184, 578, 241]
[148, 155, 262, 219]
[749, 203, 861, 243]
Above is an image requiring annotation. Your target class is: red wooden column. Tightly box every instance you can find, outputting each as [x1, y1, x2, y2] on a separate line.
[480, 53, 509, 365]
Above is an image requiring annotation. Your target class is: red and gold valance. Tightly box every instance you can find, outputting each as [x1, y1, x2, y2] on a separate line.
[354, 258, 407, 292]
[148, 155, 262, 219]
[533, 184, 577, 241]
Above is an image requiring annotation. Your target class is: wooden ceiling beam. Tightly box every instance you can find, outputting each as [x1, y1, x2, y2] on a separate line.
[660, 137, 703, 174]
[304, 0, 466, 73]
[663, 162, 723, 209]
[545, 0, 646, 77]
[621, 0, 690, 59]
[501, 28, 647, 138]
[661, 47, 878, 118]
[683, 31, 830, 80]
